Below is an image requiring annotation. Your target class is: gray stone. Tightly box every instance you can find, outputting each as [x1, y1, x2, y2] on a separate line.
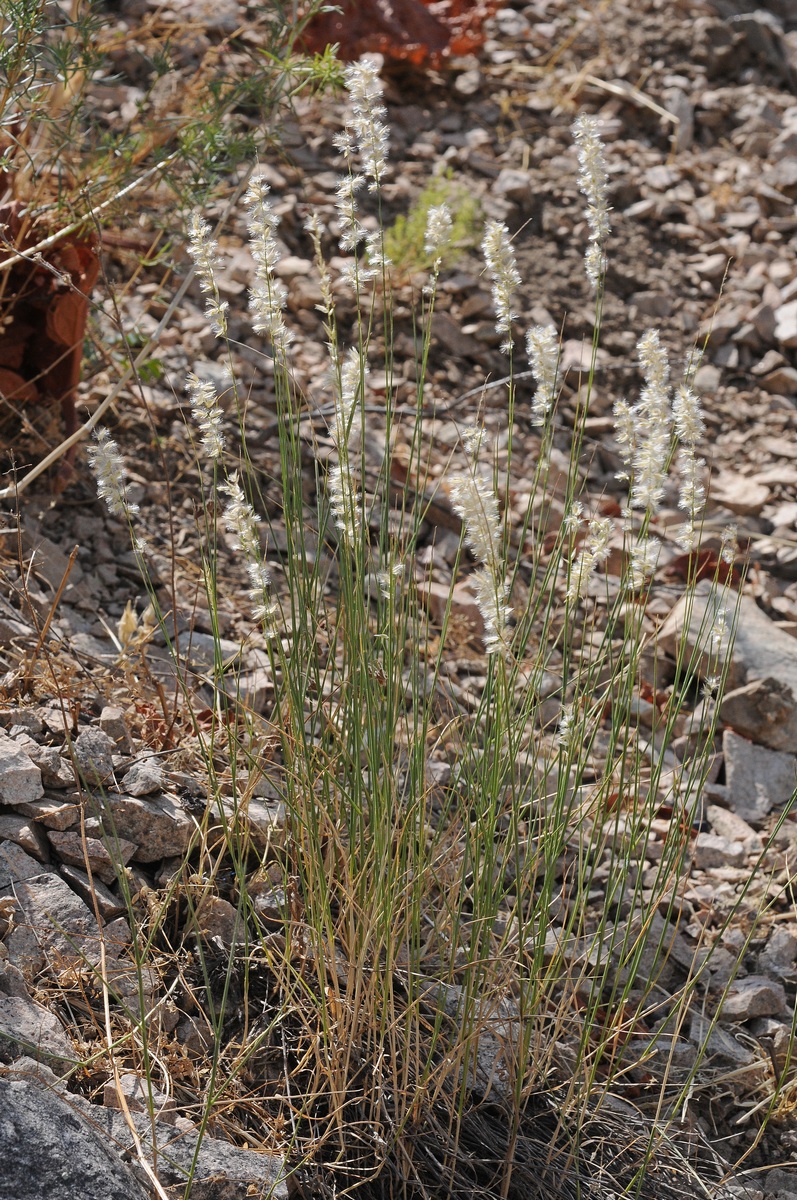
[47, 830, 137, 884]
[99, 705, 133, 753]
[13, 795, 80, 830]
[0, 1075, 149, 1200]
[775, 299, 797, 348]
[658, 584, 797, 739]
[0, 735, 43, 805]
[88, 792, 193, 862]
[0, 842, 50, 892]
[759, 928, 797, 983]
[0, 813, 49, 861]
[719, 676, 797, 754]
[121, 758, 164, 797]
[94, 1107, 288, 1200]
[58, 865, 127, 921]
[692, 832, 746, 868]
[721, 976, 787, 1020]
[493, 167, 532, 204]
[664, 86, 694, 151]
[706, 804, 763, 852]
[6, 869, 102, 977]
[191, 895, 245, 948]
[104, 1072, 176, 1125]
[689, 1013, 756, 1067]
[724, 731, 796, 823]
[34, 746, 75, 789]
[760, 1168, 797, 1198]
[728, 11, 796, 88]
[72, 728, 116, 786]
[0, 993, 74, 1074]
[15, 738, 74, 789]
[0, 959, 28, 1000]
[215, 796, 285, 850]
[761, 366, 797, 395]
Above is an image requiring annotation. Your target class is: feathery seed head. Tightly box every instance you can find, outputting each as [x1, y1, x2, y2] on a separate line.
[425, 204, 453, 264]
[709, 605, 729, 656]
[462, 426, 486, 460]
[221, 475, 278, 632]
[629, 536, 660, 589]
[613, 398, 636, 476]
[482, 220, 520, 353]
[186, 372, 225, 461]
[526, 324, 559, 423]
[720, 524, 738, 564]
[334, 346, 365, 451]
[342, 59, 390, 190]
[472, 566, 512, 657]
[222, 473, 261, 562]
[450, 470, 502, 573]
[328, 462, 361, 544]
[572, 114, 611, 287]
[335, 173, 367, 253]
[187, 212, 221, 294]
[377, 561, 405, 600]
[562, 500, 584, 535]
[245, 174, 293, 354]
[629, 330, 672, 512]
[566, 516, 612, 602]
[673, 382, 705, 446]
[88, 428, 139, 519]
[558, 703, 576, 747]
[187, 213, 228, 336]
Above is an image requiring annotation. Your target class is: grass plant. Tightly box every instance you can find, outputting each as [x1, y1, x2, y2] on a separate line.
[3, 30, 795, 1200]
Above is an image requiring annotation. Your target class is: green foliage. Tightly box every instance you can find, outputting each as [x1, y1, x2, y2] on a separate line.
[0, 0, 334, 231]
[384, 170, 483, 273]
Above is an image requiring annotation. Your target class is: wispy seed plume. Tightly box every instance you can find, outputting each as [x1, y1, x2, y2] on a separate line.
[573, 114, 611, 288]
[88, 428, 139, 519]
[482, 220, 521, 353]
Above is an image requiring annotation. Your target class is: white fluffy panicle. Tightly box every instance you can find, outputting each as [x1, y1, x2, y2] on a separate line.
[340, 59, 389, 190]
[526, 324, 559, 424]
[567, 516, 612, 603]
[482, 220, 521, 353]
[630, 330, 672, 513]
[186, 372, 225, 461]
[450, 448, 511, 657]
[88, 428, 139, 519]
[328, 346, 366, 545]
[573, 114, 611, 288]
[187, 212, 228, 337]
[673, 381, 707, 550]
[245, 175, 294, 356]
[222, 473, 277, 630]
[425, 204, 453, 266]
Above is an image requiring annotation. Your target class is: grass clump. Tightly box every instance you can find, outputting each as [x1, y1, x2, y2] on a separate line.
[6, 42, 794, 1200]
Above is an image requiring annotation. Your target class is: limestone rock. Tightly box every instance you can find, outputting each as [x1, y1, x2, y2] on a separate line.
[723, 730, 796, 823]
[0, 1074, 149, 1200]
[88, 791, 193, 862]
[47, 830, 137, 884]
[657, 582, 797, 709]
[0, 993, 74, 1074]
[721, 976, 788, 1021]
[7, 869, 102, 977]
[719, 676, 797, 753]
[72, 728, 116, 786]
[0, 735, 43, 806]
